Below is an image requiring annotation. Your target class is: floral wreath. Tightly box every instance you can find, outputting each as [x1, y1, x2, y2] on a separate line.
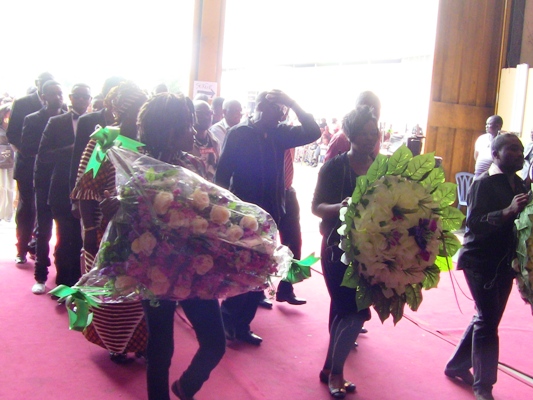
[338, 145, 465, 323]
[514, 198, 533, 312]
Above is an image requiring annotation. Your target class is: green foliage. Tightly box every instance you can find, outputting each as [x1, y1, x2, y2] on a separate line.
[386, 144, 412, 175]
[435, 255, 454, 272]
[402, 152, 435, 181]
[422, 264, 441, 289]
[405, 284, 423, 311]
[366, 154, 388, 184]
[440, 206, 466, 232]
[421, 167, 446, 192]
[433, 182, 457, 208]
[352, 176, 368, 204]
[373, 291, 393, 323]
[355, 280, 373, 311]
[341, 264, 359, 289]
[390, 296, 405, 325]
[440, 231, 462, 257]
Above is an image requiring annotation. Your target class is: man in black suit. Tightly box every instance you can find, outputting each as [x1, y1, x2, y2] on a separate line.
[6, 72, 54, 264]
[69, 103, 109, 194]
[20, 81, 65, 294]
[37, 84, 92, 292]
[69, 76, 122, 194]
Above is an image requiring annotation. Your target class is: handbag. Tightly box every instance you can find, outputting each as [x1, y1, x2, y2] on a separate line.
[0, 144, 14, 169]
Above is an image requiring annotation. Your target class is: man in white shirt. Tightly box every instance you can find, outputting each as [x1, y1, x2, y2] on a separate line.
[208, 99, 243, 146]
[474, 115, 503, 178]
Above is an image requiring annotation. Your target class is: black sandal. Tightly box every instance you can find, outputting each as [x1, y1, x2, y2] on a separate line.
[319, 370, 356, 393]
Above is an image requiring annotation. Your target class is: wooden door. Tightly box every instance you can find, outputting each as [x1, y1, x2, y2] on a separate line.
[425, 0, 512, 182]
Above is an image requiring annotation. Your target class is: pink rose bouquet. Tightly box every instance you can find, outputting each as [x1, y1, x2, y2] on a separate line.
[79, 147, 291, 303]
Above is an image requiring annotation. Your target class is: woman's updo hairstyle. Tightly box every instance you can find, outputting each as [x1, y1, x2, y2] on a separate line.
[137, 92, 194, 157]
[342, 105, 377, 144]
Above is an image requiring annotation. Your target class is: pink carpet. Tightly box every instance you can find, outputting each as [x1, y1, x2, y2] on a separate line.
[0, 163, 532, 399]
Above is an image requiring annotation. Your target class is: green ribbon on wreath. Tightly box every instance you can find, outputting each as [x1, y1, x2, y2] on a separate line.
[49, 285, 105, 331]
[85, 126, 145, 177]
[284, 253, 320, 284]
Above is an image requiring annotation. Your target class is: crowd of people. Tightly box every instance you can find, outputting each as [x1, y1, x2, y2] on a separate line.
[2, 71, 529, 400]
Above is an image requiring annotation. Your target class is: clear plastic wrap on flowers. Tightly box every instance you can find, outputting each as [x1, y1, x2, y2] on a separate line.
[79, 147, 292, 302]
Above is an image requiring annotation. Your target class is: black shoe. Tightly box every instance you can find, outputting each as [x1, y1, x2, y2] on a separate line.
[444, 368, 474, 386]
[109, 352, 134, 364]
[474, 390, 494, 400]
[276, 291, 307, 305]
[235, 331, 262, 345]
[171, 380, 196, 400]
[15, 254, 27, 264]
[258, 297, 273, 309]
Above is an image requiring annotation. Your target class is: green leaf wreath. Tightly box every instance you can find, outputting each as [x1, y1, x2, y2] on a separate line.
[514, 197, 533, 310]
[339, 145, 464, 324]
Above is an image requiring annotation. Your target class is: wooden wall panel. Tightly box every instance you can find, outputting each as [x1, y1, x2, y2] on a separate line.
[425, 0, 512, 183]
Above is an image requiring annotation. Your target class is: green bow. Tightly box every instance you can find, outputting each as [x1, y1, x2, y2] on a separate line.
[49, 285, 105, 331]
[85, 126, 144, 177]
[284, 253, 320, 284]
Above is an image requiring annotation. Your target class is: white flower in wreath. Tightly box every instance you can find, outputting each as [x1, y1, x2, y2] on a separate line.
[371, 184, 396, 211]
[394, 182, 421, 211]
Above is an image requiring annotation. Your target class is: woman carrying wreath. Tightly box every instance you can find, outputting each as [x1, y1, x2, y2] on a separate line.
[312, 105, 379, 399]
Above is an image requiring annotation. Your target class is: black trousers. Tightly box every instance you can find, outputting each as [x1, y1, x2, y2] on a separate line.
[445, 267, 514, 394]
[34, 182, 53, 283]
[277, 187, 302, 296]
[14, 175, 35, 256]
[220, 290, 263, 334]
[142, 298, 225, 400]
[278, 187, 302, 260]
[52, 209, 82, 286]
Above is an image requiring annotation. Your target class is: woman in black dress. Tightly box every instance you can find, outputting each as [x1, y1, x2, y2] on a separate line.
[312, 105, 379, 399]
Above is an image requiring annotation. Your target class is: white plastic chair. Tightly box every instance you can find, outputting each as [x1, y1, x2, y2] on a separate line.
[455, 172, 474, 209]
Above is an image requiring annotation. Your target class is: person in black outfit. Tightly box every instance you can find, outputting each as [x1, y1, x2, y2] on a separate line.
[312, 105, 378, 398]
[6, 72, 54, 264]
[37, 83, 92, 289]
[70, 76, 123, 195]
[444, 134, 528, 400]
[215, 90, 321, 345]
[137, 93, 226, 400]
[20, 81, 65, 294]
